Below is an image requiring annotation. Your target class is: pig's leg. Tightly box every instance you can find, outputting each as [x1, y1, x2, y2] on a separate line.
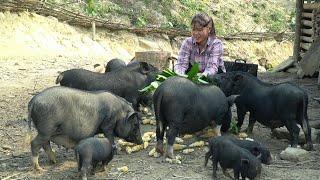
[221, 109, 232, 134]
[102, 158, 112, 172]
[91, 161, 98, 175]
[245, 113, 256, 134]
[233, 168, 240, 180]
[80, 158, 91, 180]
[166, 126, 179, 159]
[77, 154, 83, 172]
[156, 120, 167, 155]
[31, 134, 49, 172]
[236, 106, 247, 131]
[101, 123, 115, 146]
[211, 154, 218, 179]
[285, 119, 300, 148]
[42, 141, 56, 164]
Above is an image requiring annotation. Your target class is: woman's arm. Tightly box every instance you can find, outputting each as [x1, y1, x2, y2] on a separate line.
[174, 38, 192, 75]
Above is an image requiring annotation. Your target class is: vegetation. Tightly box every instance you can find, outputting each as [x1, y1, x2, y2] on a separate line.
[229, 118, 239, 135]
[139, 63, 209, 93]
[48, 0, 295, 35]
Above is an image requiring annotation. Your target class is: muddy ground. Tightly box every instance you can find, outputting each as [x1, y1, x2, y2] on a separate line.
[0, 56, 320, 180]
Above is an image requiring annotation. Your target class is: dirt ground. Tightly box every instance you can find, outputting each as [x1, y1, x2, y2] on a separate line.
[0, 56, 320, 180]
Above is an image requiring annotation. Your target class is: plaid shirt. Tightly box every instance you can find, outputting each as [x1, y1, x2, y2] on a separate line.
[174, 36, 226, 76]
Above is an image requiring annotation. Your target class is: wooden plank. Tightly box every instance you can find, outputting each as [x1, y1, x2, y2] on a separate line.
[302, 28, 314, 35]
[300, 42, 312, 50]
[300, 35, 314, 42]
[302, 19, 313, 27]
[303, 3, 320, 10]
[293, 0, 303, 62]
[302, 12, 313, 18]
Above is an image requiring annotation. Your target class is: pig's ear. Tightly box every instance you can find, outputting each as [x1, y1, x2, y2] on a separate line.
[127, 111, 141, 125]
[139, 62, 151, 74]
[241, 159, 250, 170]
[252, 147, 261, 157]
[127, 112, 138, 121]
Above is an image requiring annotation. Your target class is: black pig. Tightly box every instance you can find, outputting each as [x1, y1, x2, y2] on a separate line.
[153, 76, 237, 158]
[55, 61, 159, 110]
[28, 86, 142, 171]
[104, 58, 126, 73]
[75, 137, 114, 180]
[205, 136, 262, 180]
[213, 136, 272, 165]
[209, 71, 313, 150]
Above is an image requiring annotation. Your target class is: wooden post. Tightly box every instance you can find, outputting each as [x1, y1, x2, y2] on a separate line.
[92, 21, 96, 40]
[293, 0, 303, 62]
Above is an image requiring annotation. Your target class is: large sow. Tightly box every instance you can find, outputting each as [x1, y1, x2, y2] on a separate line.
[153, 76, 236, 158]
[28, 86, 142, 171]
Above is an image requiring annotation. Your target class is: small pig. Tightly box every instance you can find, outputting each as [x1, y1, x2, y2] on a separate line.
[213, 136, 272, 165]
[75, 137, 114, 180]
[205, 136, 262, 180]
[104, 58, 126, 73]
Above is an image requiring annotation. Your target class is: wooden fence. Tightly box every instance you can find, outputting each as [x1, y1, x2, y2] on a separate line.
[0, 0, 293, 41]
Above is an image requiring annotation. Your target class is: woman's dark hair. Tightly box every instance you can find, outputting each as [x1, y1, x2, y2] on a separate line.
[191, 12, 215, 36]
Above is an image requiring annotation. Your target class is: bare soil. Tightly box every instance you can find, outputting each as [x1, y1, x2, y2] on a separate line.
[0, 56, 320, 180]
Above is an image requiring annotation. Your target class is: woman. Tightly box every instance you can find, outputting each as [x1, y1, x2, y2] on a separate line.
[174, 12, 226, 76]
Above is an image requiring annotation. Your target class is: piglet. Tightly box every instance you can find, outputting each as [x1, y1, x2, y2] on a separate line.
[205, 136, 262, 180]
[75, 137, 114, 180]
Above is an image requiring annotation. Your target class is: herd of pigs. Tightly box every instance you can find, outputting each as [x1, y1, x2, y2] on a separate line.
[27, 58, 318, 180]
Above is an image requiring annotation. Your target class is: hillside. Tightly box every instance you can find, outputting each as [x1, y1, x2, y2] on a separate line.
[0, 0, 296, 70]
[55, 0, 295, 35]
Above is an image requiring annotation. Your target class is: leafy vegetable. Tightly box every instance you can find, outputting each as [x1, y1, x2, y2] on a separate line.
[139, 63, 209, 93]
[229, 118, 239, 135]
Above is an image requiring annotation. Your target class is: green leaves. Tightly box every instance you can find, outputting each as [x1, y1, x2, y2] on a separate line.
[139, 63, 209, 93]
[229, 118, 239, 135]
[186, 62, 199, 80]
[86, 0, 96, 16]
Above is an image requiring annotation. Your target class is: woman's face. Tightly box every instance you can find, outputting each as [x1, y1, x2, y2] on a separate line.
[192, 22, 211, 44]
